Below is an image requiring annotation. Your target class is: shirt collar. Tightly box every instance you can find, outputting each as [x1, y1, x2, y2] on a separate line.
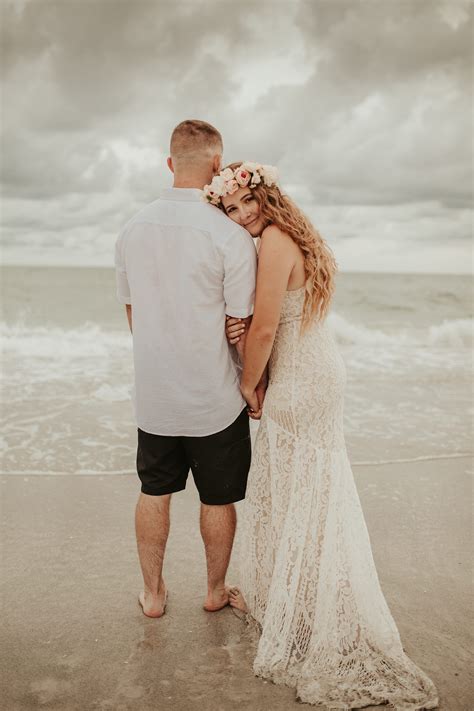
[159, 187, 204, 202]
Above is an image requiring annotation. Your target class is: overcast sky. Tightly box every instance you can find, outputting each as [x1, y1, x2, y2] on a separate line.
[1, 0, 472, 272]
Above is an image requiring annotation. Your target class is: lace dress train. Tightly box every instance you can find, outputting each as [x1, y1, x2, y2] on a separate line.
[239, 288, 438, 710]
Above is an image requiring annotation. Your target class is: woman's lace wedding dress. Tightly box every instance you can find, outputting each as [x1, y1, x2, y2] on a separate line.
[239, 287, 438, 710]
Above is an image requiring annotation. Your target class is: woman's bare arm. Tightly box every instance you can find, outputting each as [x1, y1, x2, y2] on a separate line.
[240, 226, 296, 401]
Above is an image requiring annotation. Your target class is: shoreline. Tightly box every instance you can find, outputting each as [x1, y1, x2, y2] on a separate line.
[2, 451, 471, 477]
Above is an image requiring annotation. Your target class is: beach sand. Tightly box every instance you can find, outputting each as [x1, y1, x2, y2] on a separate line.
[1, 456, 472, 711]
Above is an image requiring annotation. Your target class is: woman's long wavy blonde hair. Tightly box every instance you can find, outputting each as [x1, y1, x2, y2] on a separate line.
[221, 162, 337, 328]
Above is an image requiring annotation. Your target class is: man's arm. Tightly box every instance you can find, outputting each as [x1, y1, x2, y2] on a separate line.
[125, 304, 132, 333]
[222, 228, 257, 321]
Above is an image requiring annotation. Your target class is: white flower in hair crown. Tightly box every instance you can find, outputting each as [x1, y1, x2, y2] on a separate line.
[202, 162, 279, 205]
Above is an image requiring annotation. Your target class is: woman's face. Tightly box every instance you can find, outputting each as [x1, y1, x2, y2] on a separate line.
[221, 187, 264, 237]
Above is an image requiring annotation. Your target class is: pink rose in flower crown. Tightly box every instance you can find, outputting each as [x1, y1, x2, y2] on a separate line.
[235, 168, 251, 187]
[202, 180, 222, 204]
[220, 167, 234, 182]
[226, 179, 239, 195]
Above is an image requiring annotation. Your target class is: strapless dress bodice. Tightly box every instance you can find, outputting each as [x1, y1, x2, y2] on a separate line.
[279, 286, 305, 324]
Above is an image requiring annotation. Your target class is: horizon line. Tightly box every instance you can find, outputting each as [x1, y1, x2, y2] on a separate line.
[1, 261, 472, 277]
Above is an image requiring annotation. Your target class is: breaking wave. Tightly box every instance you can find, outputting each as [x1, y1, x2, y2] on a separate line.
[1, 315, 472, 363]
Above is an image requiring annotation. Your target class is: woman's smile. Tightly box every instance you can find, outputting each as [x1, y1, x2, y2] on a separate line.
[244, 217, 258, 229]
[221, 186, 263, 235]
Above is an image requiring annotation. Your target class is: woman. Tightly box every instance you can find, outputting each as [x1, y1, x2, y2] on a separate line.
[203, 163, 438, 710]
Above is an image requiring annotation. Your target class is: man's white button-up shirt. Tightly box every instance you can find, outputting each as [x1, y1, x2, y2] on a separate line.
[115, 187, 257, 437]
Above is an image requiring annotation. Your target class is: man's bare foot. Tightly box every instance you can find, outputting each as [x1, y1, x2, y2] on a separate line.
[203, 585, 232, 612]
[228, 586, 248, 613]
[138, 587, 168, 618]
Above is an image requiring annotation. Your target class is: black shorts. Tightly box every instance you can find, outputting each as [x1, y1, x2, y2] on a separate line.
[136, 408, 251, 505]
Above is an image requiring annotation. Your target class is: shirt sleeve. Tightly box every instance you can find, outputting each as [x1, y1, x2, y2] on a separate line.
[114, 229, 131, 305]
[223, 227, 257, 318]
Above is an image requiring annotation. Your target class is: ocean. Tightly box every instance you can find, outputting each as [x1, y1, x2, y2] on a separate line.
[1, 266, 472, 475]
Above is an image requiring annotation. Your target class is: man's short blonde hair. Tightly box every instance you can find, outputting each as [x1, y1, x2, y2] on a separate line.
[170, 120, 223, 167]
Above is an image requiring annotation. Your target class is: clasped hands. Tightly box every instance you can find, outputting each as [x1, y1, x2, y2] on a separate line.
[226, 316, 267, 420]
[241, 378, 267, 420]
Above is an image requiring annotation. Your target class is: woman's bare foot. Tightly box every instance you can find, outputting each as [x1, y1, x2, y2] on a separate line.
[138, 587, 168, 618]
[203, 585, 231, 612]
[228, 586, 248, 613]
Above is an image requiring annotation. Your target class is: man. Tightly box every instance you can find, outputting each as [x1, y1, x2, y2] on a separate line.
[115, 120, 257, 617]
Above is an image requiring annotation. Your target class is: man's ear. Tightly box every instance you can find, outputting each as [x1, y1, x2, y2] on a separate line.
[212, 154, 222, 175]
[167, 156, 174, 174]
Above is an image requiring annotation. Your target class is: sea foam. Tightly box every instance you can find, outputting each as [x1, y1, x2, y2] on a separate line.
[2, 315, 472, 360]
[1, 321, 131, 359]
[428, 319, 473, 348]
[328, 314, 473, 348]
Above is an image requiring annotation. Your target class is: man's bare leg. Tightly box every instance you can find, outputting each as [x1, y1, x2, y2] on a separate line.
[135, 492, 170, 618]
[200, 502, 236, 611]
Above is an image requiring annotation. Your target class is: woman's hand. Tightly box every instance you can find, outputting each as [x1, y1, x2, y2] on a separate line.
[241, 385, 262, 420]
[255, 368, 268, 411]
[225, 317, 246, 345]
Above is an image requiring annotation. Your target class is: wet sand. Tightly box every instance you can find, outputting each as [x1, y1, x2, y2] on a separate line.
[1, 456, 472, 710]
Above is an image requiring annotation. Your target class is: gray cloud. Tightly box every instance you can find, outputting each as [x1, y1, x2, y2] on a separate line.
[237, 1, 472, 207]
[0, 0, 472, 272]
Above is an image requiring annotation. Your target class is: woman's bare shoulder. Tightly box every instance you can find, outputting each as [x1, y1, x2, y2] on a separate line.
[260, 224, 293, 248]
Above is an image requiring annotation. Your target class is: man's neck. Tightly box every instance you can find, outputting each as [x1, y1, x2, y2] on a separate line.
[172, 180, 204, 189]
[172, 173, 211, 190]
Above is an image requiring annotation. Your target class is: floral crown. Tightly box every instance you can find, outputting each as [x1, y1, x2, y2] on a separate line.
[203, 162, 279, 206]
